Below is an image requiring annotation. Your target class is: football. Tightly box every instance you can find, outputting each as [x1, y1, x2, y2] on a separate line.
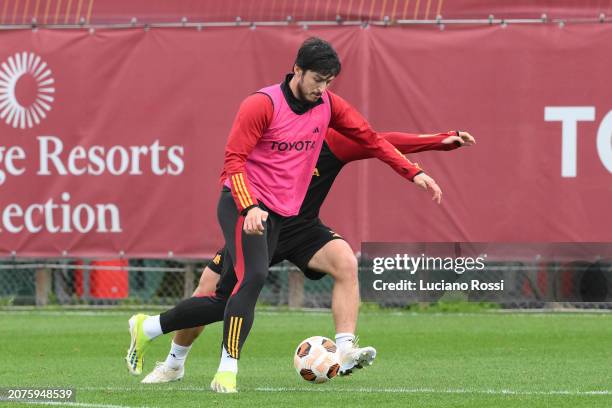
[293, 336, 341, 383]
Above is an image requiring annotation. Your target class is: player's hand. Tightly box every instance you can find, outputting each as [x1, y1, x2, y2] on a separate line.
[244, 207, 268, 235]
[413, 173, 442, 204]
[442, 131, 476, 146]
[458, 131, 476, 145]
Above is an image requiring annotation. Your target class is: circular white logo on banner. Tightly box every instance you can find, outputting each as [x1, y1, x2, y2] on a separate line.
[0, 52, 55, 129]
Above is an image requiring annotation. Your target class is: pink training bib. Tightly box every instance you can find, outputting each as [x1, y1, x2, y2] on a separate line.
[242, 83, 331, 216]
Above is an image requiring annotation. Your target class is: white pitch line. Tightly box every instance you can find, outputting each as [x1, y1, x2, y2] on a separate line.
[76, 386, 612, 396]
[253, 387, 612, 396]
[0, 311, 130, 317]
[10, 401, 152, 408]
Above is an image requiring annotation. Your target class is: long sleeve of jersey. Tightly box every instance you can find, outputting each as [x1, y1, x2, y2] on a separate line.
[326, 130, 460, 163]
[327, 91, 423, 180]
[220, 93, 273, 213]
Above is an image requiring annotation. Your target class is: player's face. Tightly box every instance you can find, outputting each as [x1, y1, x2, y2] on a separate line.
[295, 68, 334, 102]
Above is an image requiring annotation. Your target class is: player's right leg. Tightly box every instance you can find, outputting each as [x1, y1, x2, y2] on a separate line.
[141, 264, 223, 383]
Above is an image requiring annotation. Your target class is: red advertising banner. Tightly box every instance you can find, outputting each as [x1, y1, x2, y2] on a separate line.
[0, 24, 610, 257]
[0, 0, 610, 26]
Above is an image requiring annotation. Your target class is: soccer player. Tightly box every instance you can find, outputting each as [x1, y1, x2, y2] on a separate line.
[137, 128, 474, 384]
[127, 37, 468, 393]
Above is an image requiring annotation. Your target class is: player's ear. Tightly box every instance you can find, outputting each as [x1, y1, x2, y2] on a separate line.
[293, 64, 302, 78]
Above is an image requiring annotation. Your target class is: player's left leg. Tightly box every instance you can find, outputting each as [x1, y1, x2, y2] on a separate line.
[141, 266, 222, 383]
[169, 265, 220, 346]
[125, 265, 232, 376]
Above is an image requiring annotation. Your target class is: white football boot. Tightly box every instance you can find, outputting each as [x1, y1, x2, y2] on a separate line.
[338, 337, 377, 375]
[141, 362, 184, 383]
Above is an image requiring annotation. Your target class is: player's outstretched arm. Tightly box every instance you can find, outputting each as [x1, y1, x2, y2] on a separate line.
[327, 92, 422, 181]
[325, 129, 476, 162]
[327, 92, 461, 203]
[388, 130, 476, 153]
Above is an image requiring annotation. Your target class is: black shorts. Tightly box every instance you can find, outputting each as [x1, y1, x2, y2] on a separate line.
[271, 218, 344, 280]
[207, 218, 344, 281]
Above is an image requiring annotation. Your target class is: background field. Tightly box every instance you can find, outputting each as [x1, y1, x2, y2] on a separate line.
[1, 309, 611, 407]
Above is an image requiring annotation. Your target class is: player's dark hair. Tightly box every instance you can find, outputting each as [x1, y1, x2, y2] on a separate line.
[294, 37, 341, 77]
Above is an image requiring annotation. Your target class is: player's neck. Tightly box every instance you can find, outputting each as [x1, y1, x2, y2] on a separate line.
[288, 75, 303, 101]
[282, 73, 322, 115]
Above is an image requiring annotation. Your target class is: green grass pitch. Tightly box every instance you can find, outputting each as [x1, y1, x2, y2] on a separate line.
[1, 309, 611, 407]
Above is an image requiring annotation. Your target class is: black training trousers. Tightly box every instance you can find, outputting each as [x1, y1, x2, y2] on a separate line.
[217, 189, 282, 359]
[160, 189, 282, 359]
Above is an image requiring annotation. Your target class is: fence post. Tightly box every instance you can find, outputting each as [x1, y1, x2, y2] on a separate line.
[35, 268, 51, 306]
[184, 263, 195, 298]
[288, 266, 304, 309]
